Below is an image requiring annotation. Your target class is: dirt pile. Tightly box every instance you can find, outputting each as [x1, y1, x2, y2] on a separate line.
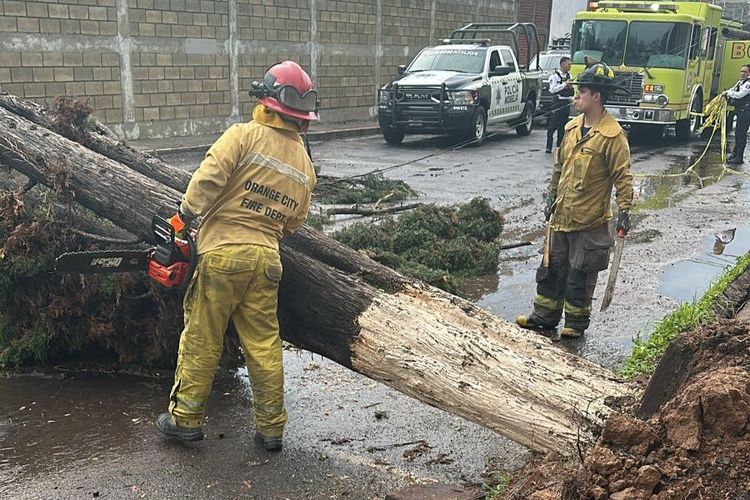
[503, 320, 750, 499]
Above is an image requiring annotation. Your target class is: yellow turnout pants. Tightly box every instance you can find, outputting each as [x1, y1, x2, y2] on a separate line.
[168, 244, 287, 437]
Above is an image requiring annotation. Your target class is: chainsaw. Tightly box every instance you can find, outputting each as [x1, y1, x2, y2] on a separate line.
[55, 215, 197, 289]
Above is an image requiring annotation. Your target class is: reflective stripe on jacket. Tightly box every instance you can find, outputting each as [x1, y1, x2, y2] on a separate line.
[181, 104, 316, 254]
[548, 111, 634, 232]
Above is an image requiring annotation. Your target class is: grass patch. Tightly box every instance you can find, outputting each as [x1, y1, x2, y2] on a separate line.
[484, 470, 512, 499]
[332, 197, 503, 295]
[620, 251, 750, 378]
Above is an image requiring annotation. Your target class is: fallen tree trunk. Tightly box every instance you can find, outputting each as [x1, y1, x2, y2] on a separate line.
[0, 91, 119, 141]
[0, 92, 188, 192]
[0, 104, 632, 455]
[0, 171, 141, 243]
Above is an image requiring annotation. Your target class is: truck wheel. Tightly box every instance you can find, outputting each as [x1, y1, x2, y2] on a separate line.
[675, 119, 690, 142]
[516, 100, 535, 136]
[676, 95, 702, 142]
[466, 107, 487, 145]
[382, 129, 405, 145]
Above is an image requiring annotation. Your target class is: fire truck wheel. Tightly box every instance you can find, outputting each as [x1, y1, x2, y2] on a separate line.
[676, 94, 702, 142]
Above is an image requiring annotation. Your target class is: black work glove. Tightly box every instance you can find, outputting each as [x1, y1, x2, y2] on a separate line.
[544, 196, 556, 221]
[616, 210, 631, 236]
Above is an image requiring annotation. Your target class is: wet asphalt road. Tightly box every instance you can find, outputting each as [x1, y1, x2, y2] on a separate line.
[307, 126, 750, 368]
[3, 123, 750, 498]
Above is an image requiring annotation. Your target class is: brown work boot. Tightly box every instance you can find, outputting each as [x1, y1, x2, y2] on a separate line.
[255, 431, 283, 451]
[155, 412, 204, 441]
[560, 327, 584, 338]
[516, 314, 556, 331]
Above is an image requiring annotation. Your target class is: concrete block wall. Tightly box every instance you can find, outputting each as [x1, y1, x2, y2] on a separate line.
[0, 0, 546, 140]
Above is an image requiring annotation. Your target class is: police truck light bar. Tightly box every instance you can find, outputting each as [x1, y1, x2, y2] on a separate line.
[595, 2, 678, 12]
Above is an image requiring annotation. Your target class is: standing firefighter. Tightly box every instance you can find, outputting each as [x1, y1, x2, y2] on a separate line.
[155, 61, 318, 451]
[546, 56, 573, 154]
[517, 63, 634, 338]
[724, 64, 750, 165]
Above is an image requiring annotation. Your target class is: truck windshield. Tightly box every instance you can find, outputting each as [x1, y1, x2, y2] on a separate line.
[571, 20, 627, 66]
[625, 22, 691, 69]
[408, 48, 487, 74]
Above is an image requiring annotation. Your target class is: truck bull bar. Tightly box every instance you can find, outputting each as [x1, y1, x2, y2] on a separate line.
[382, 82, 479, 128]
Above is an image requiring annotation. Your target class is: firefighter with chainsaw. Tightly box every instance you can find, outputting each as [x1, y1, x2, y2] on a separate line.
[724, 64, 750, 165]
[516, 62, 634, 338]
[155, 61, 318, 450]
[545, 56, 573, 154]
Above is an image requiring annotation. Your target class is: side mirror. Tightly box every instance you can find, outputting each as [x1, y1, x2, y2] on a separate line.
[491, 65, 512, 76]
[397, 65, 407, 75]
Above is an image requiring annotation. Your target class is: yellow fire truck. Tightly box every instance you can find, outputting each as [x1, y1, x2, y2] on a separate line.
[571, 1, 750, 140]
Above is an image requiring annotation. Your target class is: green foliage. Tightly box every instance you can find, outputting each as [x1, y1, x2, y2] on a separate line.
[620, 251, 750, 378]
[306, 212, 332, 230]
[83, 115, 98, 132]
[484, 470, 512, 499]
[0, 191, 181, 370]
[315, 173, 418, 205]
[332, 198, 504, 294]
[457, 197, 505, 241]
[335, 222, 394, 252]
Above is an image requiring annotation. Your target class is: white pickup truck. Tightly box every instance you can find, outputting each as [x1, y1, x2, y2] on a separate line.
[377, 23, 544, 145]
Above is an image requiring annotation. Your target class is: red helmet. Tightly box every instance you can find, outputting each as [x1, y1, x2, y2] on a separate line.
[257, 61, 318, 121]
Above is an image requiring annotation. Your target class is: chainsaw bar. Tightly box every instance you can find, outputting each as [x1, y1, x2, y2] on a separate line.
[55, 249, 151, 274]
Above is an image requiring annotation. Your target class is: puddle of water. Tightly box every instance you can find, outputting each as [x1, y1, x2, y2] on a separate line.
[471, 241, 540, 322]
[476, 265, 537, 322]
[1, 352, 525, 496]
[634, 146, 737, 211]
[0, 374, 171, 486]
[459, 273, 500, 302]
[658, 224, 750, 303]
[0, 371, 250, 489]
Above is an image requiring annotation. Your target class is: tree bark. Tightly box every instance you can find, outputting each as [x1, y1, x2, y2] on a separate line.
[0, 92, 188, 192]
[0, 91, 119, 141]
[0, 104, 632, 456]
[0, 170, 141, 243]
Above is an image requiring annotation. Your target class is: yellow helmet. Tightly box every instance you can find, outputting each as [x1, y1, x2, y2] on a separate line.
[571, 61, 629, 98]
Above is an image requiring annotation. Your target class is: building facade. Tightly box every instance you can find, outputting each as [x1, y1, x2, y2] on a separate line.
[0, 0, 551, 139]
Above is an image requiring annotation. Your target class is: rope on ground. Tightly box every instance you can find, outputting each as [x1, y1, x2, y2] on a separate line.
[633, 95, 750, 186]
